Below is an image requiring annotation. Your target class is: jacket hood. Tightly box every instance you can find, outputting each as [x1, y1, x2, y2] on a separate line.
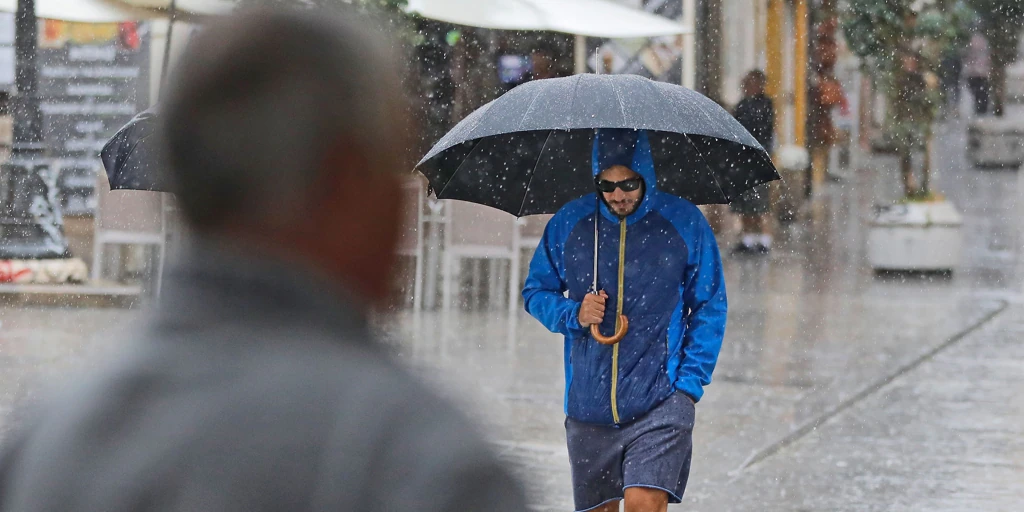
[591, 128, 658, 223]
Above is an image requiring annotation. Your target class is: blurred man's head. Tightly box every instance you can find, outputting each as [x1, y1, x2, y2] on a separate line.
[162, 7, 409, 306]
[530, 45, 556, 80]
[742, 70, 767, 97]
[596, 165, 644, 217]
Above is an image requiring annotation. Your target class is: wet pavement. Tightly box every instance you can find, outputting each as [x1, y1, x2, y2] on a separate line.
[707, 300, 1024, 511]
[1, 107, 1023, 510]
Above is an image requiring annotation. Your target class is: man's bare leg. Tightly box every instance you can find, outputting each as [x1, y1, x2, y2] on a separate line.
[592, 499, 621, 512]
[623, 487, 668, 512]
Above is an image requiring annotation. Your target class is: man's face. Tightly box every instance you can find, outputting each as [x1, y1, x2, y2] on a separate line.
[597, 165, 644, 217]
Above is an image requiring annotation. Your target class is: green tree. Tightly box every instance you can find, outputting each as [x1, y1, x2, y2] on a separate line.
[967, 0, 1024, 116]
[843, 0, 970, 198]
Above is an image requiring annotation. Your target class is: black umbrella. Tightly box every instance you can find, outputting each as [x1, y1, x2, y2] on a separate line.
[100, 108, 170, 192]
[416, 73, 780, 216]
[100, 0, 183, 193]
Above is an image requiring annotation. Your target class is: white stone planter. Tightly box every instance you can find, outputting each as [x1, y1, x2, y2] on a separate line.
[1008, 60, 1024, 104]
[967, 117, 1024, 168]
[867, 200, 963, 272]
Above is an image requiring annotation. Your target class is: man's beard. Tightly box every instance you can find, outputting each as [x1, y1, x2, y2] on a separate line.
[609, 200, 640, 217]
[599, 182, 645, 218]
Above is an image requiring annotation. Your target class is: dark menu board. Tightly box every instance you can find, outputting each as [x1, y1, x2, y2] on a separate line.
[37, 20, 151, 215]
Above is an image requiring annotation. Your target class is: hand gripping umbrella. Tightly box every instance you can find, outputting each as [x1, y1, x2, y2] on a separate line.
[416, 74, 780, 343]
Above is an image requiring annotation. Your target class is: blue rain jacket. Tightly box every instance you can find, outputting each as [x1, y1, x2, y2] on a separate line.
[522, 130, 727, 425]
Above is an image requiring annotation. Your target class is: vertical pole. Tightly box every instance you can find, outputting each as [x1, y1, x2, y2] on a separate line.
[413, 184, 424, 312]
[794, 0, 808, 147]
[681, 0, 696, 89]
[0, 0, 70, 259]
[574, 34, 587, 75]
[154, 0, 178, 298]
[508, 219, 521, 318]
[160, 0, 177, 89]
[696, 0, 723, 102]
[766, 0, 784, 144]
[12, 0, 41, 148]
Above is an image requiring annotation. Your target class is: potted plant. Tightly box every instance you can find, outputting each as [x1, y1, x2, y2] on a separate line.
[843, 0, 971, 271]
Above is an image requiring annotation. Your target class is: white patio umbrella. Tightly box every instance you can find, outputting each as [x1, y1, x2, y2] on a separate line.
[406, 0, 693, 77]
[406, 0, 688, 38]
[0, 0, 158, 22]
[98, 0, 233, 18]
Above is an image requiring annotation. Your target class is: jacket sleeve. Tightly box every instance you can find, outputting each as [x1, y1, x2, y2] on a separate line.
[522, 220, 587, 337]
[675, 216, 728, 402]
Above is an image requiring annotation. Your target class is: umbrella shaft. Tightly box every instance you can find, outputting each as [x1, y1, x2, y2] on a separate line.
[160, 0, 178, 89]
[592, 195, 599, 293]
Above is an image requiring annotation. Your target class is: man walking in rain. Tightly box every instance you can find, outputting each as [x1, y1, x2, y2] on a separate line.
[523, 129, 727, 512]
[0, 7, 526, 511]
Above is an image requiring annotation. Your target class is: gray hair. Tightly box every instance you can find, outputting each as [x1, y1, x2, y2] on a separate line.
[161, 7, 405, 229]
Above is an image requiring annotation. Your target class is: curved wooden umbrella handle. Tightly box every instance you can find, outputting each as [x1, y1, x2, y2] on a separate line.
[590, 315, 629, 345]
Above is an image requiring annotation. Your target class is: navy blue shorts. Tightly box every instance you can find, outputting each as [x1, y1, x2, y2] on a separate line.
[564, 392, 695, 512]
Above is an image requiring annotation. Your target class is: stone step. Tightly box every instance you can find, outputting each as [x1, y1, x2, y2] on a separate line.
[0, 281, 144, 308]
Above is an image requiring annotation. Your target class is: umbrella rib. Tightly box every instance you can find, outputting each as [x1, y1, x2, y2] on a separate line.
[517, 130, 556, 216]
[517, 86, 544, 131]
[652, 79, 722, 139]
[458, 101, 497, 146]
[567, 74, 584, 129]
[436, 138, 488, 198]
[682, 133, 731, 203]
[610, 78, 629, 126]
[647, 81, 731, 202]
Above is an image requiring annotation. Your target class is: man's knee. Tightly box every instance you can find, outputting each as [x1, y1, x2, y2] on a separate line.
[623, 486, 669, 512]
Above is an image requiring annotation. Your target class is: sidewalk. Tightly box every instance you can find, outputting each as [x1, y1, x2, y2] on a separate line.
[682, 107, 1024, 510]
[701, 301, 1024, 511]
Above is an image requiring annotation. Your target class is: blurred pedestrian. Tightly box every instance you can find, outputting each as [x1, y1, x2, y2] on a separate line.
[964, 32, 991, 115]
[0, 7, 526, 512]
[523, 129, 727, 512]
[730, 70, 776, 254]
[528, 44, 559, 80]
[938, 46, 963, 118]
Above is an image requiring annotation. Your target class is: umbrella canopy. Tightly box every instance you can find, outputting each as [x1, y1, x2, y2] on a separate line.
[406, 0, 690, 39]
[0, 0, 157, 22]
[100, 109, 169, 192]
[99, 0, 233, 16]
[416, 73, 779, 217]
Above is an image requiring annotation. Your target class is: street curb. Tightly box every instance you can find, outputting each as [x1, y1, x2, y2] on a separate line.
[732, 299, 1010, 475]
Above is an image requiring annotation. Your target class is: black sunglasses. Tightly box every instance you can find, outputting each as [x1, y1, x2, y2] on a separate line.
[595, 177, 643, 193]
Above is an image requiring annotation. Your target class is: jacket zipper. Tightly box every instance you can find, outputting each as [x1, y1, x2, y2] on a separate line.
[611, 218, 626, 424]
